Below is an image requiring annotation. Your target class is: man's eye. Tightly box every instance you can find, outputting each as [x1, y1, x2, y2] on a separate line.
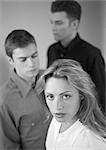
[20, 58, 27, 62]
[32, 55, 37, 59]
[46, 95, 54, 101]
[55, 21, 64, 26]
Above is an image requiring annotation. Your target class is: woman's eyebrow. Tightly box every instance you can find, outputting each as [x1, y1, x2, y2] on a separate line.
[59, 91, 73, 96]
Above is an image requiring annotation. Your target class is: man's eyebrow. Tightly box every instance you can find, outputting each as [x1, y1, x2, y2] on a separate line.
[50, 19, 63, 23]
[18, 56, 27, 60]
[18, 51, 38, 59]
[54, 20, 63, 23]
[32, 51, 38, 56]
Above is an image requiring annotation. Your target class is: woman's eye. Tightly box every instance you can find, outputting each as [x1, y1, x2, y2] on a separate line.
[46, 95, 54, 101]
[63, 94, 71, 100]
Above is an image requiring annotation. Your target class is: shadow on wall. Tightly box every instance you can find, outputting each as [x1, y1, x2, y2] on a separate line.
[0, 55, 10, 87]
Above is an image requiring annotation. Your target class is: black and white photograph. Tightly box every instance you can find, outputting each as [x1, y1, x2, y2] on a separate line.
[0, 0, 106, 150]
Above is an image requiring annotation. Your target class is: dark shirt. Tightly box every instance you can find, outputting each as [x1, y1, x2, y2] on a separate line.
[0, 70, 52, 150]
[47, 33, 105, 114]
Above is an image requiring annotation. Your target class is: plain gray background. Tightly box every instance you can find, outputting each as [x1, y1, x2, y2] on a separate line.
[0, 0, 106, 87]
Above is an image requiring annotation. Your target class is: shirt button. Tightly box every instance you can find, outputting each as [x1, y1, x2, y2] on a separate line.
[60, 54, 64, 57]
[31, 122, 35, 126]
[46, 113, 50, 120]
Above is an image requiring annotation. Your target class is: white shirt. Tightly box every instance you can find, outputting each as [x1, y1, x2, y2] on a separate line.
[46, 118, 106, 150]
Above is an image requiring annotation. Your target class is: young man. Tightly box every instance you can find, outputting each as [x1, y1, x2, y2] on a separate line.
[47, 0, 105, 114]
[0, 30, 51, 150]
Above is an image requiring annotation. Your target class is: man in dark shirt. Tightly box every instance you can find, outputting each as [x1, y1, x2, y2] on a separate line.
[47, 0, 105, 114]
[0, 30, 52, 150]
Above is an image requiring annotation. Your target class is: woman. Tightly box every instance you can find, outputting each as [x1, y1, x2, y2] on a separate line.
[36, 59, 106, 150]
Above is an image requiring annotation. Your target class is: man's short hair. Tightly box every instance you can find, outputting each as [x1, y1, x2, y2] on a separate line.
[5, 29, 37, 58]
[51, 0, 82, 21]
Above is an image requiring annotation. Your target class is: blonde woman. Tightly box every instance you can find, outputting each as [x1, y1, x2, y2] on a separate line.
[36, 59, 106, 150]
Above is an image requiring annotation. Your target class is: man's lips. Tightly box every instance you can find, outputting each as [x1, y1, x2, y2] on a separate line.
[53, 33, 58, 36]
[28, 69, 36, 72]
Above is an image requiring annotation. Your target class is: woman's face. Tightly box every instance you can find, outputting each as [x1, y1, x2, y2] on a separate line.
[44, 77, 80, 125]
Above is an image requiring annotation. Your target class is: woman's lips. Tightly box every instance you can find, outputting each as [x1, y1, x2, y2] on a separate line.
[55, 113, 66, 118]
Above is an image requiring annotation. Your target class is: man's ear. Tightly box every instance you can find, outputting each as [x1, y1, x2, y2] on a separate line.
[71, 19, 79, 30]
[7, 56, 14, 65]
[7, 56, 15, 70]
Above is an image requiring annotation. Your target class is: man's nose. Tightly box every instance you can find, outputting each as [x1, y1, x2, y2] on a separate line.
[28, 57, 34, 66]
[52, 23, 57, 31]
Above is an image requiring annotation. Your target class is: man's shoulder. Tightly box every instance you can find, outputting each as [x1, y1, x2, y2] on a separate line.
[78, 38, 102, 56]
[0, 79, 16, 105]
[80, 38, 100, 51]
[48, 42, 59, 50]
[0, 81, 9, 105]
[0, 79, 10, 94]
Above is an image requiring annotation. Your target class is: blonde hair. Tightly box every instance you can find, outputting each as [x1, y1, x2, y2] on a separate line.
[36, 59, 106, 138]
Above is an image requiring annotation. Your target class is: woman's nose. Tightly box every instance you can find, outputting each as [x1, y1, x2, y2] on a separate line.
[55, 98, 64, 110]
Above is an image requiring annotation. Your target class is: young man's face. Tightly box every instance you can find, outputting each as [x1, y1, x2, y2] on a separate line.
[50, 11, 75, 43]
[9, 43, 39, 82]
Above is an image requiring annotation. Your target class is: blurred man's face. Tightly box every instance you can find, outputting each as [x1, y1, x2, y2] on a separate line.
[50, 11, 75, 43]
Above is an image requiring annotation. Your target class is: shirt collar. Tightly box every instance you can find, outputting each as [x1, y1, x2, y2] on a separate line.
[11, 69, 38, 97]
[54, 118, 84, 135]
[59, 33, 80, 51]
